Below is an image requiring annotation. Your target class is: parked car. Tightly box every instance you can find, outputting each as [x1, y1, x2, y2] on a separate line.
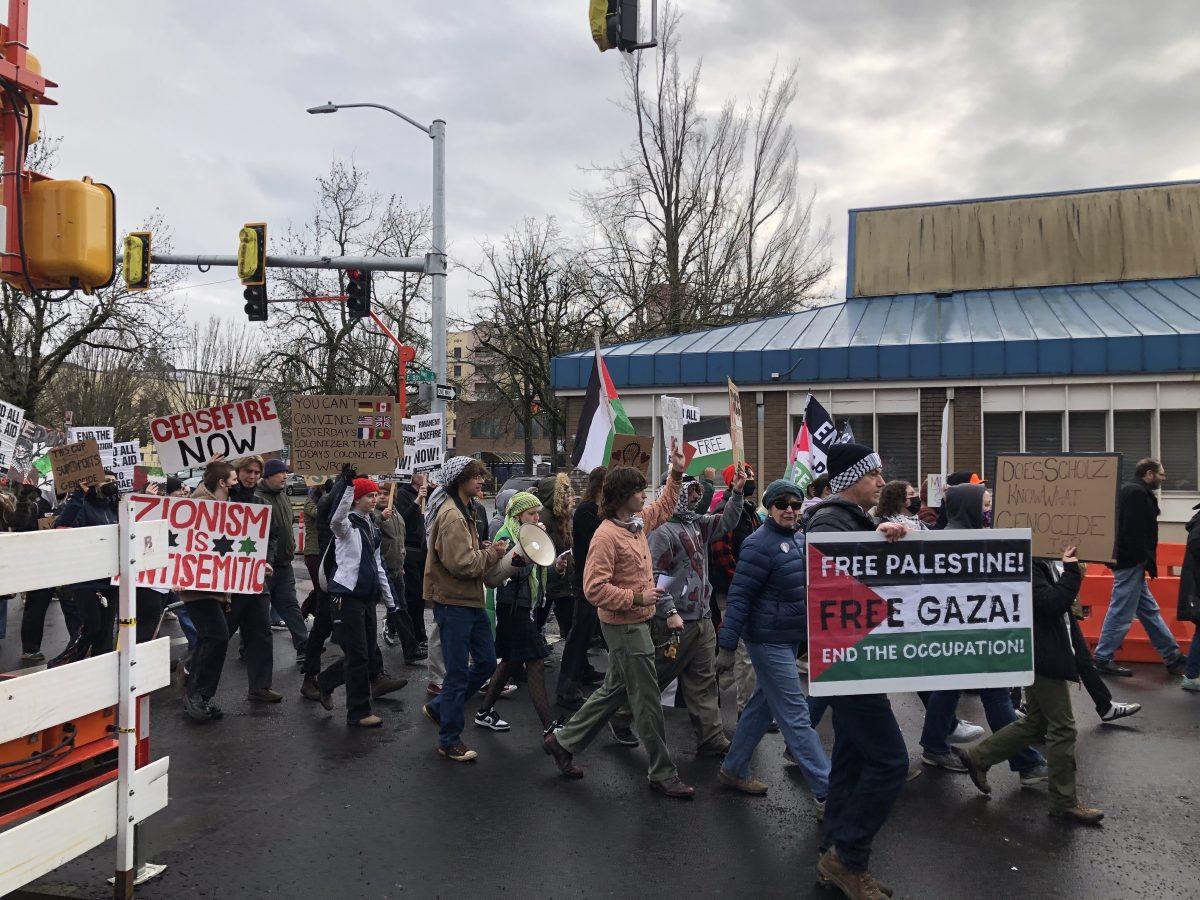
[499, 474, 540, 496]
[285, 474, 310, 497]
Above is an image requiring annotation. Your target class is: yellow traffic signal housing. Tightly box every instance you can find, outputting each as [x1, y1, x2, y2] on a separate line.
[21, 175, 116, 294]
[237, 222, 266, 284]
[123, 231, 151, 290]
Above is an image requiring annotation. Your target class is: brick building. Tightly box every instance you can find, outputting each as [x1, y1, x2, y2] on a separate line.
[553, 180, 1200, 537]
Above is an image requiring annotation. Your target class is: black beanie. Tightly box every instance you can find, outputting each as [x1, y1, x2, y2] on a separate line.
[827, 442, 882, 493]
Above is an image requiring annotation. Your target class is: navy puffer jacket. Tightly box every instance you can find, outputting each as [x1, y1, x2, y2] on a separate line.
[718, 517, 807, 648]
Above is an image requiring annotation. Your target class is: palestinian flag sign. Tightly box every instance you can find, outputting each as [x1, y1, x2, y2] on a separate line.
[806, 530, 1034, 697]
[571, 351, 635, 471]
[683, 417, 732, 477]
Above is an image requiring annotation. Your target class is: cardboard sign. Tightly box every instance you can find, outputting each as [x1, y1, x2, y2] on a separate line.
[660, 396, 683, 467]
[992, 453, 1120, 563]
[399, 413, 444, 476]
[150, 397, 283, 473]
[926, 474, 948, 508]
[727, 378, 745, 470]
[807, 530, 1034, 697]
[0, 398, 25, 472]
[113, 440, 141, 494]
[291, 394, 402, 476]
[68, 427, 114, 467]
[609, 433, 653, 475]
[49, 439, 105, 491]
[127, 493, 272, 594]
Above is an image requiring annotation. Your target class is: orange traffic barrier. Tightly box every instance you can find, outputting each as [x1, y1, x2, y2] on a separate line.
[1077, 542, 1196, 663]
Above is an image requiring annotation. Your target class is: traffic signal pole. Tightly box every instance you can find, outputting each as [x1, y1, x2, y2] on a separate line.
[138, 251, 429, 274]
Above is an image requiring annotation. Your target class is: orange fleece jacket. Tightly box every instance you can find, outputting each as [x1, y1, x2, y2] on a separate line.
[582, 471, 682, 626]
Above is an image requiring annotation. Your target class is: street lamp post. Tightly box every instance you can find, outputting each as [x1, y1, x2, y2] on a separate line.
[307, 101, 448, 432]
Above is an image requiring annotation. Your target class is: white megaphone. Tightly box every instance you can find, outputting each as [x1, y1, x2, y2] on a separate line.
[485, 522, 557, 587]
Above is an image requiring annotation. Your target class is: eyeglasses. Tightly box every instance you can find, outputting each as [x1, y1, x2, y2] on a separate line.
[771, 499, 804, 511]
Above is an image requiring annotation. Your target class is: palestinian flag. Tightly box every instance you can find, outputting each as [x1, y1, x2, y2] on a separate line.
[571, 350, 635, 472]
[785, 421, 815, 490]
[683, 417, 732, 476]
[806, 531, 1035, 697]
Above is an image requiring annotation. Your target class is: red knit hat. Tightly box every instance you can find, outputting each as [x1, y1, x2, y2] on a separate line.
[353, 477, 381, 501]
[722, 462, 754, 487]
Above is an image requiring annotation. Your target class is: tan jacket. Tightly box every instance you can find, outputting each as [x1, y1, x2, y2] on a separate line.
[423, 496, 505, 608]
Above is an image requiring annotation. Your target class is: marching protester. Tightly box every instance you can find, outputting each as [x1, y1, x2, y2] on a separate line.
[302, 480, 329, 603]
[1178, 499, 1200, 692]
[1092, 458, 1187, 676]
[313, 466, 407, 727]
[301, 477, 341, 701]
[421, 457, 508, 761]
[556, 466, 607, 709]
[394, 473, 430, 661]
[180, 459, 240, 722]
[606, 466, 745, 755]
[716, 478, 830, 804]
[476, 491, 562, 736]
[805, 443, 908, 900]
[535, 472, 576, 639]
[956, 545, 1105, 825]
[709, 462, 761, 713]
[543, 449, 691, 797]
[375, 488, 421, 662]
[874, 481, 926, 532]
[256, 458, 309, 666]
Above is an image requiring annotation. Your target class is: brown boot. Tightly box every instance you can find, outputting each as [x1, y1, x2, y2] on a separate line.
[351, 714, 383, 728]
[371, 673, 408, 698]
[717, 768, 767, 796]
[300, 676, 322, 701]
[543, 733, 584, 779]
[648, 775, 695, 800]
[817, 848, 891, 899]
[953, 746, 991, 794]
[1050, 804, 1104, 826]
[247, 688, 283, 704]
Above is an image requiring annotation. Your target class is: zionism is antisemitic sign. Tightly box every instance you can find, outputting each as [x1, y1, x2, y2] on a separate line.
[806, 530, 1034, 697]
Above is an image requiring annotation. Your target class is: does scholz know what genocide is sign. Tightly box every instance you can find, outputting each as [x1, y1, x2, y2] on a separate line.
[150, 398, 284, 473]
[806, 530, 1034, 697]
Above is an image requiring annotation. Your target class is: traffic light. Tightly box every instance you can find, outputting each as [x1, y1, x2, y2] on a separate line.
[243, 283, 267, 322]
[346, 268, 371, 318]
[122, 231, 151, 291]
[237, 222, 267, 322]
[19, 176, 116, 294]
[589, 0, 649, 52]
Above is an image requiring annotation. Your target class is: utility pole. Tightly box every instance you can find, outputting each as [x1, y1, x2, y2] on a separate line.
[430, 118, 447, 429]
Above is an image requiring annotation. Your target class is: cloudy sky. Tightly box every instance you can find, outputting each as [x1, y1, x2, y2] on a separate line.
[35, 0, 1200, 327]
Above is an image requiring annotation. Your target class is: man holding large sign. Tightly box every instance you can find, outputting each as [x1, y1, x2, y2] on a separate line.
[150, 397, 284, 474]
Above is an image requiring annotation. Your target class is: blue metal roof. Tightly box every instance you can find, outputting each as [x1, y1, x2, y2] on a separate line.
[550, 278, 1200, 390]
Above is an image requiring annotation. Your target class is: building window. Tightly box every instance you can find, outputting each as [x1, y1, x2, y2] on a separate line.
[876, 414, 917, 485]
[1068, 411, 1106, 453]
[1113, 410, 1152, 484]
[837, 414, 875, 448]
[1160, 411, 1198, 492]
[453, 364, 462, 377]
[1024, 412, 1063, 455]
[469, 417, 501, 439]
[983, 413, 1021, 485]
[453, 347, 461, 359]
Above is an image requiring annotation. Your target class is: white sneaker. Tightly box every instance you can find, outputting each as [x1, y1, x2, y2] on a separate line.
[474, 707, 510, 732]
[1100, 701, 1142, 721]
[948, 720, 985, 744]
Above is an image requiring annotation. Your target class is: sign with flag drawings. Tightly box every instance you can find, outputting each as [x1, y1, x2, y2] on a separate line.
[571, 348, 635, 472]
[806, 530, 1034, 697]
[291, 395, 402, 476]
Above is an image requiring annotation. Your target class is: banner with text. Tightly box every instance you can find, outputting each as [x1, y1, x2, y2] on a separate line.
[992, 453, 1119, 563]
[150, 397, 284, 473]
[291, 394, 402, 476]
[128, 493, 272, 594]
[50, 439, 105, 491]
[68, 426, 114, 468]
[113, 440, 141, 493]
[683, 417, 731, 478]
[398, 413, 444, 476]
[0, 398, 25, 472]
[806, 530, 1034, 697]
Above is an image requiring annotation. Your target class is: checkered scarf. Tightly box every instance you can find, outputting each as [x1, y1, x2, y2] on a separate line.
[829, 452, 882, 494]
[424, 456, 473, 530]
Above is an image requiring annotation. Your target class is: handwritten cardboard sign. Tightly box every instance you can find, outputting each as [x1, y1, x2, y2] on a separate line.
[609, 433, 653, 476]
[992, 453, 1120, 563]
[127, 493, 272, 594]
[150, 397, 283, 473]
[291, 394, 402, 476]
[727, 378, 745, 470]
[926, 473, 948, 508]
[50, 439, 105, 491]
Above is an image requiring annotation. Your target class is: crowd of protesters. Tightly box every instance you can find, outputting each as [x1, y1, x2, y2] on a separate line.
[3, 438, 1199, 900]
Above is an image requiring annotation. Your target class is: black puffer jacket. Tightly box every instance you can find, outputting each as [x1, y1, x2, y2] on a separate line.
[805, 495, 877, 533]
[1031, 559, 1082, 681]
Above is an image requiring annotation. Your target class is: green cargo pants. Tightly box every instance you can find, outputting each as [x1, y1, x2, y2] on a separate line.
[555, 619, 677, 783]
[972, 673, 1078, 813]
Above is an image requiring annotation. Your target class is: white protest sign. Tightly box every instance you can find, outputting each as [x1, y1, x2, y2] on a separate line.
[401, 413, 444, 475]
[113, 440, 141, 493]
[68, 426, 114, 467]
[0, 398, 25, 471]
[926, 474, 948, 508]
[661, 396, 683, 467]
[682, 403, 700, 424]
[150, 397, 284, 474]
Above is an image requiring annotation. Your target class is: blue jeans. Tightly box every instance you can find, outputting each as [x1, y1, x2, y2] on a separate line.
[723, 642, 830, 796]
[266, 564, 308, 653]
[175, 600, 198, 652]
[822, 694, 909, 872]
[429, 604, 496, 749]
[1185, 624, 1200, 679]
[1094, 564, 1181, 663]
[921, 688, 1044, 772]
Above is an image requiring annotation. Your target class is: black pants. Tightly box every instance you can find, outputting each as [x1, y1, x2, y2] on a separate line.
[1071, 617, 1112, 715]
[226, 593, 273, 691]
[556, 590, 599, 698]
[135, 588, 166, 644]
[20, 587, 72, 653]
[535, 592, 574, 638]
[74, 586, 118, 657]
[186, 598, 230, 701]
[303, 591, 334, 677]
[318, 596, 380, 721]
[403, 556, 427, 644]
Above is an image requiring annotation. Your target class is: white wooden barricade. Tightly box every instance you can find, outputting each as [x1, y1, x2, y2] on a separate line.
[0, 503, 171, 897]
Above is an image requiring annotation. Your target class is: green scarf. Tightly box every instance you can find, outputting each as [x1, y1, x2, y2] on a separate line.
[499, 491, 543, 601]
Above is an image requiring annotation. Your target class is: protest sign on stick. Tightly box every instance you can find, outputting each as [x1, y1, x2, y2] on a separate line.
[68, 426, 114, 467]
[113, 440, 141, 493]
[291, 395, 402, 476]
[127, 493, 272, 594]
[727, 378, 745, 471]
[50, 439, 105, 491]
[660, 396, 683, 468]
[992, 453, 1119, 563]
[150, 397, 283, 473]
[0, 398, 25, 472]
[807, 530, 1034, 697]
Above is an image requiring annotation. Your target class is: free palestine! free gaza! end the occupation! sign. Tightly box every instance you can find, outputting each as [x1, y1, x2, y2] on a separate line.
[806, 529, 1034, 697]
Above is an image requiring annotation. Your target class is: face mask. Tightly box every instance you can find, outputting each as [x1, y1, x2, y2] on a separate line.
[906, 496, 921, 515]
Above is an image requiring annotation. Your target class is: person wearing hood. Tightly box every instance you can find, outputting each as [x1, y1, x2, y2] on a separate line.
[717, 479, 831, 804]
[256, 458, 309, 667]
[489, 488, 517, 540]
[918, 484, 1047, 784]
[50, 471, 122, 666]
[535, 473, 576, 639]
[932, 471, 983, 529]
[1177, 501, 1200, 692]
[956, 544, 1105, 826]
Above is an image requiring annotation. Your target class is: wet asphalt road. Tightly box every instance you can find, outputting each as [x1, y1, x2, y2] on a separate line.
[5, 571, 1199, 899]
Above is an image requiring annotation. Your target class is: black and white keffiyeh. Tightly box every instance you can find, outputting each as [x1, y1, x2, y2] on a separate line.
[828, 451, 882, 493]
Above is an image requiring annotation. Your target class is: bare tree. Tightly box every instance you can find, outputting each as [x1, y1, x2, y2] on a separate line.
[581, 7, 832, 337]
[40, 344, 167, 443]
[153, 316, 267, 409]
